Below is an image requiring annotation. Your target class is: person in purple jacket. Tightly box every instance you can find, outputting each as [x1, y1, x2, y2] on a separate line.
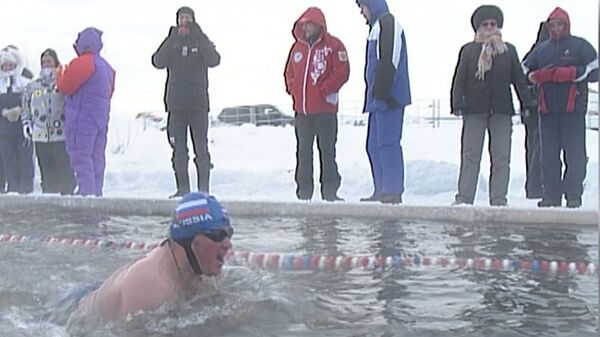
[58, 27, 116, 196]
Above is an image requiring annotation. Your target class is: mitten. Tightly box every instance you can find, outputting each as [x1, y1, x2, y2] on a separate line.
[529, 68, 555, 84]
[2, 106, 22, 122]
[551, 66, 576, 82]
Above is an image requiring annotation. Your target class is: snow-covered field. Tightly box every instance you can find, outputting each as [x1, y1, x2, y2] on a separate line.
[100, 114, 598, 211]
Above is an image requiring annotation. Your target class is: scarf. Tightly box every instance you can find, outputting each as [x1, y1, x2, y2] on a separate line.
[474, 28, 508, 80]
[39, 67, 57, 87]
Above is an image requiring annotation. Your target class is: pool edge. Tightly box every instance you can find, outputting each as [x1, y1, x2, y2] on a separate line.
[0, 195, 596, 227]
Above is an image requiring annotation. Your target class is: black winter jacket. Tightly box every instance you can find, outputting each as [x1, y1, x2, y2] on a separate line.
[451, 42, 533, 116]
[152, 23, 221, 113]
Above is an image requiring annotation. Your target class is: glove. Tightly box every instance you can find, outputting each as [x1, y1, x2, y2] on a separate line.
[2, 106, 22, 122]
[529, 68, 555, 84]
[551, 66, 576, 82]
[188, 22, 205, 37]
[56, 64, 66, 83]
[22, 122, 32, 140]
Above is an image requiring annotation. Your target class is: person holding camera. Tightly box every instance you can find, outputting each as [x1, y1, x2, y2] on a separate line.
[152, 6, 221, 198]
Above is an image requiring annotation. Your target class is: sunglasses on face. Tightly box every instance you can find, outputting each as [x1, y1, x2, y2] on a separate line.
[480, 21, 497, 28]
[200, 226, 234, 242]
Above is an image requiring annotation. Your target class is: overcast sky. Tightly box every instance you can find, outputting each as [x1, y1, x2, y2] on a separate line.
[0, 0, 597, 116]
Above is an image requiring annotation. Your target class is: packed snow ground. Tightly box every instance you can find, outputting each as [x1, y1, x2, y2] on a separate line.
[97, 114, 598, 211]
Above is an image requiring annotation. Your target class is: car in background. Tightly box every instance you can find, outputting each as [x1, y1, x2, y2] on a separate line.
[217, 104, 294, 126]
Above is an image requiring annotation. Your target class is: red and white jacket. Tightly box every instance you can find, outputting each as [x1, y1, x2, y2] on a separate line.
[284, 7, 350, 115]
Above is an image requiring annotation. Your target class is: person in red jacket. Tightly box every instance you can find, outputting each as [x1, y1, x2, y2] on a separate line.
[284, 7, 350, 202]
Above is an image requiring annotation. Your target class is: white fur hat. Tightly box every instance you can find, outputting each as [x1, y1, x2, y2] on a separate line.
[0, 48, 22, 68]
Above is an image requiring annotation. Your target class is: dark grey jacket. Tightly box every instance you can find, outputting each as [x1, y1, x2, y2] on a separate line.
[152, 22, 220, 113]
[451, 41, 533, 115]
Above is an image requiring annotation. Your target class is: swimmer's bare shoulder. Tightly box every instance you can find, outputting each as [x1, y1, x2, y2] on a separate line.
[77, 249, 178, 320]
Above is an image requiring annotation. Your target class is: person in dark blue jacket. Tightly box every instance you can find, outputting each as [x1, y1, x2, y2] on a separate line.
[520, 22, 549, 200]
[524, 7, 598, 208]
[356, 0, 411, 205]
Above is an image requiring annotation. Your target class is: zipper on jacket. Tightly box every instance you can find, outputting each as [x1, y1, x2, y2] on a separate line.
[300, 37, 321, 115]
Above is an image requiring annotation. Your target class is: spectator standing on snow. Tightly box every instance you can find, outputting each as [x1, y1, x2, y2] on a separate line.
[0, 46, 33, 194]
[450, 5, 534, 206]
[58, 27, 116, 196]
[152, 6, 221, 198]
[520, 22, 549, 200]
[524, 7, 598, 208]
[22, 48, 75, 195]
[284, 6, 350, 202]
[356, 0, 412, 205]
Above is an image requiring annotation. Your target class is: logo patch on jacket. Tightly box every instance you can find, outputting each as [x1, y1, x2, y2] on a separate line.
[293, 51, 303, 63]
[338, 51, 348, 62]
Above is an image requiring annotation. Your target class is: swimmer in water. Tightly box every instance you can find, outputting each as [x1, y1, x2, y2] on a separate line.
[72, 192, 233, 321]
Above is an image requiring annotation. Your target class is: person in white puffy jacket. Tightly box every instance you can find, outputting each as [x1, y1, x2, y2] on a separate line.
[0, 46, 33, 194]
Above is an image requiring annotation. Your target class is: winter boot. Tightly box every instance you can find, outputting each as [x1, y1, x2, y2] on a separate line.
[171, 168, 190, 199]
[360, 194, 380, 202]
[380, 194, 402, 205]
[566, 198, 582, 209]
[197, 166, 210, 194]
[537, 198, 561, 208]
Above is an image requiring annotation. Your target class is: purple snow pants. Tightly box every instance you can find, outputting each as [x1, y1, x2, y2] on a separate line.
[66, 125, 108, 196]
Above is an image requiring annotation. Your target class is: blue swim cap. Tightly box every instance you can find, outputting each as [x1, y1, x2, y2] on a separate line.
[170, 192, 230, 241]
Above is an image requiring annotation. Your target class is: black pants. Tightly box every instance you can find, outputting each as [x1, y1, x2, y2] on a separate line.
[35, 141, 76, 195]
[294, 113, 341, 199]
[0, 134, 34, 193]
[539, 112, 587, 202]
[522, 110, 542, 198]
[167, 111, 211, 194]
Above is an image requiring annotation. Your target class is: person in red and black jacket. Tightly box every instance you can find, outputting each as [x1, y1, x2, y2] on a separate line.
[524, 7, 598, 208]
[284, 7, 350, 202]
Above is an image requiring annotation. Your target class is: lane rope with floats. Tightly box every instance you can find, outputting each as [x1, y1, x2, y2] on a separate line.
[0, 233, 596, 276]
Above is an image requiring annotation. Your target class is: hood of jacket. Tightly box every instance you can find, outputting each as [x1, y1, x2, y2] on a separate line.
[356, 0, 389, 25]
[74, 27, 104, 55]
[0, 47, 24, 78]
[292, 7, 327, 42]
[547, 7, 571, 40]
